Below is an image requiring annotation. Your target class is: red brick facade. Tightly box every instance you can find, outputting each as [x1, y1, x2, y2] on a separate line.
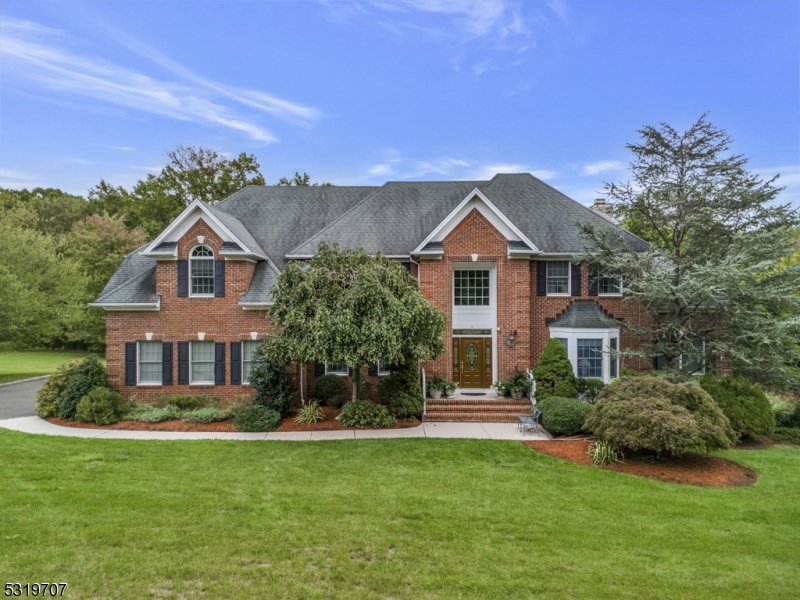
[107, 212, 652, 403]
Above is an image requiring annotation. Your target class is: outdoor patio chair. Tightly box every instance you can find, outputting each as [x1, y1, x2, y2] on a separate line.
[518, 406, 541, 436]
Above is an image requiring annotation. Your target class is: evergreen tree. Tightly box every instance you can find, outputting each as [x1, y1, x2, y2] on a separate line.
[534, 338, 577, 401]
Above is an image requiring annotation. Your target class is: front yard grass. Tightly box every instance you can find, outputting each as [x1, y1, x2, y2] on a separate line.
[1, 431, 798, 599]
[0, 350, 100, 384]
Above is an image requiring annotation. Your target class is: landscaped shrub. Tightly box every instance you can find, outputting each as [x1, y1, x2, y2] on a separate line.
[75, 387, 126, 426]
[379, 362, 423, 419]
[248, 351, 293, 417]
[699, 375, 774, 438]
[534, 338, 577, 402]
[180, 407, 232, 423]
[134, 404, 182, 423]
[58, 356, 109, 421]
[768, 395, 796, 428]
[338, 400, 396, 428]
[537, 396, 591, 436]
[36, 359, 84, 418]
[158, 395, 219, 410]
[576, 378, 605, 404]
[584, 376, 736, 456]
[233, 405, 281, 432]
[295, 402, 324, 424]
[315, 374, 346, 408]
[773, 427, 800, 444]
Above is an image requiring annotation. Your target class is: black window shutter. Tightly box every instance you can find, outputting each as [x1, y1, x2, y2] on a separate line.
[588, 268, 599, 296]
[178, 342, 189, 384]
[215, 342, 225, 385]
[125, 342, 136, 386]
[536, 261, 547, 296]
[177, 260, 189, 297]
[348, 367, 354, 377]
[571, 262, 582, 297]
[368, 363, 378, 376]
[162, 342, 173, 386]
[315, 362, 325, 376]
[214, 260, 225, 298]
[230, 342, 241, 385]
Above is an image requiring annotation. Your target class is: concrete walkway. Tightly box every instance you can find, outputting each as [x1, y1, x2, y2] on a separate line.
[0, 416, 550, 441]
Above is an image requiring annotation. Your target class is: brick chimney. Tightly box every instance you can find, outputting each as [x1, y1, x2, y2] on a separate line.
[590, 198, 614, 222]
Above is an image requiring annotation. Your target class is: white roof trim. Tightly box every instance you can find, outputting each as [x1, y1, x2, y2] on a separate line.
[412, 188, 541, 255]
[239, 302, 274, 310]
[88, 300, 160, 311]
[142, 200, 267, 259]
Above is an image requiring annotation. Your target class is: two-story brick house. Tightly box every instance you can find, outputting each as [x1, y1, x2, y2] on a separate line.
[92, 173, 650, 404]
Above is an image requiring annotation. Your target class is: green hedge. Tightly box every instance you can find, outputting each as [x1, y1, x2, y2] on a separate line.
[315, 374, 347, 408]
[699, 375, 774, 438]
[75, 387, 126, 426]
[338, 400, 396, 428]
[35, 359, 84, 418]
[233, 406, 281, 432]
[58, 356, 109, 421]
[537, 396, 591, 436]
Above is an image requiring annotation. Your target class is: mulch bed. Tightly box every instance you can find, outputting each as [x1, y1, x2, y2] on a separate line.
[522, 439, 757, 488]
[45, 407, 420, 433]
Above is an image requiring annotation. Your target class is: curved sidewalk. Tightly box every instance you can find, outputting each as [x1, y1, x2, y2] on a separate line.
[0, 416, 549, 441]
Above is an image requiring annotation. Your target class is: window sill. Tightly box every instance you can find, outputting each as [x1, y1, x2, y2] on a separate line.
[188, 295, 215, 299]
[189, 383, 215, 386]
[137, 383, 163, 386]
[326, 373, 349, 377]
[598, 293, 623, 297]
[546, 293, 571, 297]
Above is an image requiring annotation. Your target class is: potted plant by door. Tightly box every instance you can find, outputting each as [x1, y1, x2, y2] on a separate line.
[491, 379, 509, 398]
[510, 386, 524, 400]
[443, 380, 457, 398]
[427, 376, 445, 399]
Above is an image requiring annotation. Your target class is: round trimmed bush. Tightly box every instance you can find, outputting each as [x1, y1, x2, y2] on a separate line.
[248, 351, 293, 417]
[314, 374, 347, 408]
[537, 396, 591, 436]
[698, 374, 774, 438]
[75, 387, 126, 426]
[36, 359, 84, 418]
[584, 376, 736, 455]
[233, 405, 281, 432]
[58, 356, 109, 421]
[338, 400, 396, 428]
[575, 378, 605, 404]
[534, 338, 577, 402]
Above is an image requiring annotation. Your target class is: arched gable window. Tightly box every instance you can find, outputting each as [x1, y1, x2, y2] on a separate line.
[190, 246, 214, 296]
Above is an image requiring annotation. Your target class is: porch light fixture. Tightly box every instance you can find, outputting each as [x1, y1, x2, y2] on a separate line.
[197, 332, 205, 340]
[507, 330, 518, 348]
[145, 332, 153, 341]
[250, 331, 259, 340]
[197, 235, 205, 244]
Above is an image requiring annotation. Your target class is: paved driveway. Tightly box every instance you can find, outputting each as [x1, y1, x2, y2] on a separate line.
[0, 378, 46, 419]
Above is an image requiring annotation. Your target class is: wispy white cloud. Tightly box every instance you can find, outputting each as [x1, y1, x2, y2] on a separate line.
[757, 165, 800, 207]
[0, 17, 321, 143]
[582, 160, 626, 176]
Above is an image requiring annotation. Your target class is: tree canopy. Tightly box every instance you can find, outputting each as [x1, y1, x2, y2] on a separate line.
[579, 115, 800, 386]
[263, 243, 446, 399]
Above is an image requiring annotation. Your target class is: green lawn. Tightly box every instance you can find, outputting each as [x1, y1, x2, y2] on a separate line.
[1, 432, 798, 599]
[0, 350, 101, 384]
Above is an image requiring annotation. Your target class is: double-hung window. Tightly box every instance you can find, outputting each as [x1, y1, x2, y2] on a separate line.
[138, 341, 162, 384]
[598, 275, 622, 296]
[325, 363, 348, 376]
[378, 360, 392, 376]
[190, 246, 214, 296]
[546, 261, 570, 295]
[577, 339, 603, 378]
[242, 341, 260, 384]
[454, 269, 490, 306]
[190, 341, 215, 384]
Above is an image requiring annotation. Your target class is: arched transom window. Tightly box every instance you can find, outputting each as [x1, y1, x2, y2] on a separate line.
[190, 245, 214, 296]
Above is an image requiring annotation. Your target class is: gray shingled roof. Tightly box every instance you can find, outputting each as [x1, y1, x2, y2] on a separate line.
[95, 175, 649, 307]
[93, 245, 159, 305]
[549, 301, 620, 329]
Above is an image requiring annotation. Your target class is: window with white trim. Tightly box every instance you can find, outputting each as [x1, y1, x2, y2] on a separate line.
[242, 341, 260, 384]
[577, 339, 603, 378]
[598, 275, 622, 295]
[679, 341, 707, 375]
[190, 246, 214, 296]
[556, 338, 568, 351]
[325, 363, 348, 376]
[609, 337, 618, 379]
[378, 360, 392, 376]
[454, 269, 490, 306]
[546, 261, 570, 295]
[190, 341, 215, 384]
[138, 341, 162, 384]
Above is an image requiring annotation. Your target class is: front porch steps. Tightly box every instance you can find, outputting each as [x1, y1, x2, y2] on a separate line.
[423, 398, 533, 423]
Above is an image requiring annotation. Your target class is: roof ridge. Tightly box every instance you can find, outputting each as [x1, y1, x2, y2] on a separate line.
[285, 183, 392, 256]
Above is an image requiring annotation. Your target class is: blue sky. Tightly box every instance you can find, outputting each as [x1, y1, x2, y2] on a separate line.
[1, 0, 798, 206]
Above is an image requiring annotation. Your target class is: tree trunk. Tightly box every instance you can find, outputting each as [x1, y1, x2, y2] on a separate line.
[352, 365, 361, 401]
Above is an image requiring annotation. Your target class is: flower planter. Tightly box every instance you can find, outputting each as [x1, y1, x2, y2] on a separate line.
[445, 389, 456, 399]
[430, 389, 442, 399]
[511, 390, 523, 400]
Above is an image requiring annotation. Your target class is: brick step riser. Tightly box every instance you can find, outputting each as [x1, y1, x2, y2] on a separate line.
[427, 399, 531, 405]
[425, 407, 529, 414]
[423, 414, 520, 423]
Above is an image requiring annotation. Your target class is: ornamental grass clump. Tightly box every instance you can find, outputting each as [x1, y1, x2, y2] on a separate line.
[338, 400, 396, 428]
[534, 338, 577, 401]
[295, 402, 324, 424]
[584, 376, 736, 456]
[35, 359, 84, 418]
[698, 374, 774, 438]
[537, 396, 591, 436]
[588, 440, 624, 466]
